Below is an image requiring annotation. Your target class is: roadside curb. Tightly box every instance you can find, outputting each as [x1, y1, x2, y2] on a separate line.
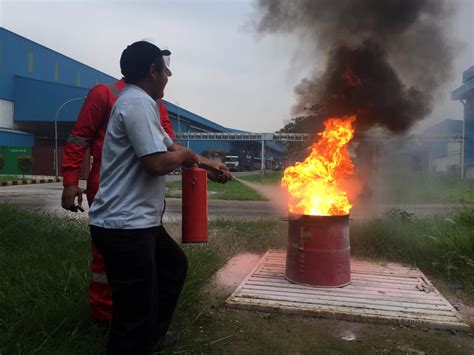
[1, 177, 62, 187]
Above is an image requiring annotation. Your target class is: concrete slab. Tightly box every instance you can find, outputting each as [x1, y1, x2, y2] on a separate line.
[226, 250, 469, 331]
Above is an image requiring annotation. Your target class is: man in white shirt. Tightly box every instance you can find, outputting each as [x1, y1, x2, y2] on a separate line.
[89, 41, 196, 355]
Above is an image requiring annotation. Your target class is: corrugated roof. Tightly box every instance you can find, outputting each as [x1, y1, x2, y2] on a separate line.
[162, 100, 231, 133]
[0, 27, 117, 81]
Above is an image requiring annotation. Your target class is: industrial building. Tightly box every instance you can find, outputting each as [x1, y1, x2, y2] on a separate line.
[423, 119, 462, 174]
[361, 66, 474, 178]
[369, 118, 462, 176]
[452, 65, 474, 179]
[0, 27, 284, 176]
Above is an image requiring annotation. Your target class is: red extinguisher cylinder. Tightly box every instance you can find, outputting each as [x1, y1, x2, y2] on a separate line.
[182, 167, 208, 243]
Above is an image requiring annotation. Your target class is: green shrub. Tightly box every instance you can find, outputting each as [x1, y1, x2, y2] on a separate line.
[17, 155, 33, 177]
[350, 208, 474, 294]
[0, 155, 4, 172]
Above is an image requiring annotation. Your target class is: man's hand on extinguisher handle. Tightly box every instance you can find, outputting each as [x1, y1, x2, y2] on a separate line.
[198, 161, 233, 183]
[210, 169, 233, 183]
[215, 162, 233, 183]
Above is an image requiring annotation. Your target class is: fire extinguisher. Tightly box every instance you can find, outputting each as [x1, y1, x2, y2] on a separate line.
[181, 166, 208, 243]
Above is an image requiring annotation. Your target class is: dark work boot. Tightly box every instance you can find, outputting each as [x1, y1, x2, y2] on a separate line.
[151, 331, 180, 354]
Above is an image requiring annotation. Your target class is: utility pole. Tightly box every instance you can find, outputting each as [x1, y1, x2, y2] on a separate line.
[175, 101, 181, 136]
[261, 134, 273, 172]
[54, 96, 86, 179]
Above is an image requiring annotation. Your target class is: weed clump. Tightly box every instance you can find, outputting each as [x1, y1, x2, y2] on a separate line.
[351, 208, 474, 294]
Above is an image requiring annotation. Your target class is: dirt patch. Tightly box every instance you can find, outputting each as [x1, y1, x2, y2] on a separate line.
[174, 307, 474, 354]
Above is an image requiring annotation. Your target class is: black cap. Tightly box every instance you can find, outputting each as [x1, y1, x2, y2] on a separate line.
[120, 41, 171, 81]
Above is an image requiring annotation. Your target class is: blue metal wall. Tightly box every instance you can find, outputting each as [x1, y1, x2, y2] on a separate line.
[464, 100, 474, 167]
[14, 76, 89, 121]
[0, 27, 285, 159]
[452, 66, 474, 173]
[0, 27, 117, 100]
[423, 119, 463, 159]
[0, 128, 33, 147]
[188, 141, 232, 155]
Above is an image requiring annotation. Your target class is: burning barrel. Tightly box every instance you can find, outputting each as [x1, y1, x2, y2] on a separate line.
[285, 214, 351, 287]
[281, 116, 356, 288]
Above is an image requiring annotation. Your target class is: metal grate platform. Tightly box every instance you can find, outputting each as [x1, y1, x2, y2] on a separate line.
[226, 250, 469, 331]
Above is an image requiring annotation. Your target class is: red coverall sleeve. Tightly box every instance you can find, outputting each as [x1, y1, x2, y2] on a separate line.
[159, 101, 176, 140]
[62, 85, 107, 186]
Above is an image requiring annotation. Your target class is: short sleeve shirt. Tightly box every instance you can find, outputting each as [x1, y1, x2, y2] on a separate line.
[89, 84, 173, 229]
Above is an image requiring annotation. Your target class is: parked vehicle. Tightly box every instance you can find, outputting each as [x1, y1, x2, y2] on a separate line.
[223, 155, 239, 171]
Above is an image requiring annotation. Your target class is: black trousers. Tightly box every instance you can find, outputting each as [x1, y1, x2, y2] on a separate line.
[90, 225, 188, 355]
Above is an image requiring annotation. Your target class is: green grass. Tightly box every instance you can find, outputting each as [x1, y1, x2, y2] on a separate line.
[166, 171, 283, 201]
[170, 219, 286, 330]
[0, 205, 285, 354]
[0, 205, 103, 354]
[1, 204, 473, 353]
[238, 171, 283, 184]
[350, 208, 474, 294]
[167, 179, 264, 200]
[0, 175, 20, 182]
[373, 172, 474, 204]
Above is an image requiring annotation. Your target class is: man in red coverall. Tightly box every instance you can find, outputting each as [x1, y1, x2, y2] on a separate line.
[61, 51, 230, 323]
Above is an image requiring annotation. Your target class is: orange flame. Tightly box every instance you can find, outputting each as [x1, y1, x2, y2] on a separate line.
[282, 116, 356, 216]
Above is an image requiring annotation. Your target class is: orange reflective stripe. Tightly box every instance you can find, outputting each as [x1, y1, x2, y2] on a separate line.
[108, 84, 120, 97]
[67, 135, 91, 147]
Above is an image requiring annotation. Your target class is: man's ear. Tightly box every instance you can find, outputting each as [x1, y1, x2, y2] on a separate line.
[149, 63, 158, 80]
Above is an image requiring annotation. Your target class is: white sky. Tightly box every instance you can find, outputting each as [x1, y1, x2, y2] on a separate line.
[0, 0, 473, 133]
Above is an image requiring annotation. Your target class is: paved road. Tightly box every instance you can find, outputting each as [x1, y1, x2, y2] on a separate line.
[0, 181, 468, 222]
[0, 181, 282, 222]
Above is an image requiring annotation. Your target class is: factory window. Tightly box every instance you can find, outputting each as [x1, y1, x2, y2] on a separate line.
[54, 63, 59, 81]
[76, 71, 81, 86]
[28, 52, 34, 73]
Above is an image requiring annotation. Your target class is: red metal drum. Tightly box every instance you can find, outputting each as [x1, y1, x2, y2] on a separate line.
[285, 214, 351, 287]
[181, 167, 208, 243]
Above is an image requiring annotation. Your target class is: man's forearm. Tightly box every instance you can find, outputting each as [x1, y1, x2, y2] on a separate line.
[194, 155, 216, 166]
[140, 149, 194, 176]
[152, 150, 190, 176]
[168, 143, 215, 166]
[62, 144, 88, 186]
[167, 142, 184, 152]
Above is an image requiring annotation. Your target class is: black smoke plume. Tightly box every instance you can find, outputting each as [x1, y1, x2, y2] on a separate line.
[256, 0, 455, 133]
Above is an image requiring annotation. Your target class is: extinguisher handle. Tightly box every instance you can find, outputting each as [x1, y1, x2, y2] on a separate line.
[197, 162, 223, 175]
